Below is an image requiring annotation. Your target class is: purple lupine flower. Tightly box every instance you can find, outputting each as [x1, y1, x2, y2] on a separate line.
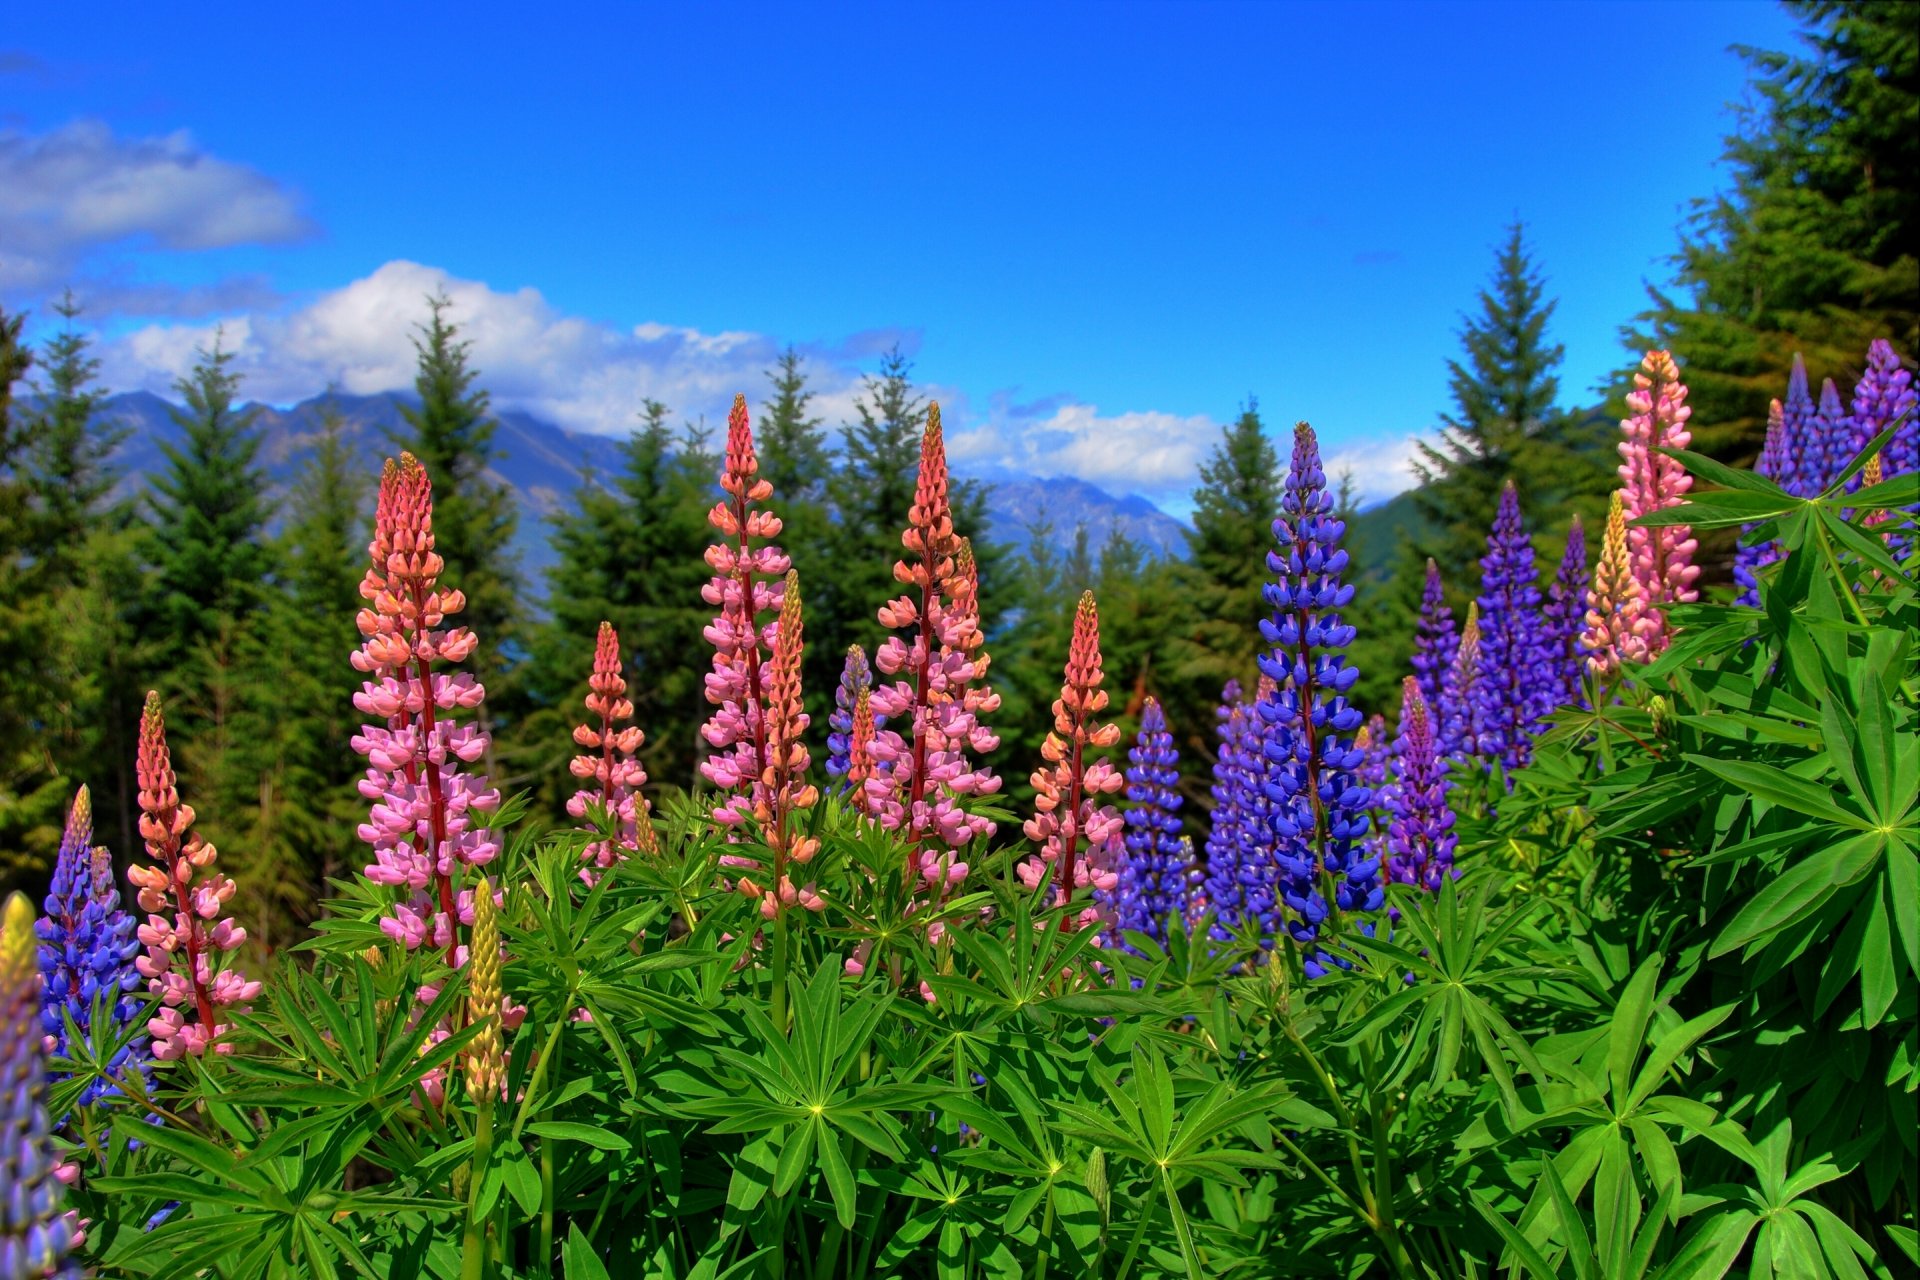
[1736, 399, 1791, 606]
[1410, 559, 1457, 720]
[825, 645, 885, 788]
[4, 893, 82, 1280]
[1541, 517, 1588, 709]
[1108, 698, 1189, 950]
[1848, 339, 1917, 477]
[1780, 354, 1816, 497]
[1255, 423, 1377, 977]
[36, 787, 148, 1111]
[1810, 377, 1852, 494]
[1385, 678, 1457, 892]
[1474, 483, 1553, 773]
[1442, 603, 1490, 761]
[1204, 680, 1279, 945]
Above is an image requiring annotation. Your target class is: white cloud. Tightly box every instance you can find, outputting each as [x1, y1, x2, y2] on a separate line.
[948, 401, 1221, 504]
[1323, 434, 1425, 506]
[0, 119, 312, 300]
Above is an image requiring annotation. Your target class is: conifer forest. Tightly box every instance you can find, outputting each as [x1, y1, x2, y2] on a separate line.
[1, 2, 1917, 1277]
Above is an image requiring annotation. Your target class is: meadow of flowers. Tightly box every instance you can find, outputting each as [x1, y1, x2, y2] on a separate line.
[4, 341, 1916, 1278]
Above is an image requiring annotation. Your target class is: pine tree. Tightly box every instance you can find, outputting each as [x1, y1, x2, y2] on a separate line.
[392, 293, 521, 685]
[143, 330, 270, 666]
[1639, 0, 1918, 460]
[759, 346, 829, 499]
[827, 345, 927, 641]
[1187, 398, 1281, 683]
[25, 293, 124, 589]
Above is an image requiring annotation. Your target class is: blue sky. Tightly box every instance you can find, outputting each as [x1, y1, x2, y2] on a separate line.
[2, 0, 1799, 511]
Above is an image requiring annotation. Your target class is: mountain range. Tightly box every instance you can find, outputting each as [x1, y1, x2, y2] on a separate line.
[88, 390, 1196, 588]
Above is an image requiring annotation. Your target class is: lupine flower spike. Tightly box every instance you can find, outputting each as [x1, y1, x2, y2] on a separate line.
[463, 880, 504, 1102]
[1542, 516, 1588, 708]
[747, 570, 824, 919]
[1616, 351, 1699, 662]
[37, 786, 147, 1108]
[569, 621, 655, 882]
[1780, 354, 1816, 497]
[1442, 603, 1489, 760]
[1255, 423, 1377, 975]
[1848, 338, 1916, 482]
[1108, 699, 1190, 951]
[1811, 377, 1852, 495]
[1736, 399, 1790, 605]
[1021, 592, 1125, 931]
[351, 453, 501, 957]
[4, 893, 81, 1280]
[1204, 679, 1280, 944]
[867, 406, 1000, 897]
[1582, 493, 1642, 679]
[127, 692, 260, 1060]
[1410, 559, 1457, 719]
[1473, 482, 1553, 772]
[846, 686, 878, 813]
[826, 646, 885, 788]
[700, 394, 791, 829]
[1385, 678, 1456, 893]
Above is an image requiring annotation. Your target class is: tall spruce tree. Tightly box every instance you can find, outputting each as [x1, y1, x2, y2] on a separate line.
[393, 293, 521, 687]
[1640, 0, 1918, 459]
[1187, 398, 1282, 684]
[757, 348, 841, 722]
[143, 331, 271, 663]
[759, 346, 830, 499]
[26, 294, 124, 588]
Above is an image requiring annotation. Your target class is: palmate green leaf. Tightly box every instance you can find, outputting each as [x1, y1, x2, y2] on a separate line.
[1681, 755, 1869, 830]
[1634, 490, 1802, 530]
[1712, 831, 1885, 958]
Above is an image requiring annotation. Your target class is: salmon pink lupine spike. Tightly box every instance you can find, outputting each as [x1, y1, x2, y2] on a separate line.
[1020, 591, 1125, 930]
[350, 452, 501, 960]
[700, 394, 791, 832]
[1616, 350, 1699, 660]
[1582, 493, 1643, 679]
[866, 409, 1000, 902]
[128, 692, 260, 1060]
[847, 686, 877, 813]
[568, 621, 655, 882]
[745, 571, 823, 919]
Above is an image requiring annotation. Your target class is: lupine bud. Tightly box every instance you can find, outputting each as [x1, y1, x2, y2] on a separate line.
[743, 570, 823, 920]
[1541, 517, 1589, 708]
[1616, 351, 1698, 662]
[1107, 699, 1189, 951]
[37, 787, 149, 1110]
[350, 453, 501, 955]
[130, 692, 260, 1060]
[1474, 482, 1553, 771]
[1582, 494, 1643, 679]
[3, 893, 80, 1280]
[1255, 423, 1375, 975]
[700, 395, 792, 830]
[463, 880, 503, 1101]
[1020, 592, 1125, 932]
[1385, 679, 1457, 892]
[569, 622, 655, 881]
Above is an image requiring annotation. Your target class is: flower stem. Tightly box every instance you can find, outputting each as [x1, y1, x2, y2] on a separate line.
[461, 1100, 496, 1280]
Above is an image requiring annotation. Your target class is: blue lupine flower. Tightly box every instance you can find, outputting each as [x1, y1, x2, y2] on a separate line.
[1474, 483, 1553, 773]
[1810, 376, 1853, 495]
[1442, 603, 1492, 763]
[1384, 678, 1457, 893]
[1779, 354, 1816, 498]
[1541, 517, 1588, 709]
[1410, 559, 1457, 721]
[4, 892, 82, 1280]
[1254, 423, 1377, 977]
[1204, 681, 1279, 945]
[1108, 699, 1189, 950]
[35, 787, 149, 1112]
[1737, 399, 1792, 606]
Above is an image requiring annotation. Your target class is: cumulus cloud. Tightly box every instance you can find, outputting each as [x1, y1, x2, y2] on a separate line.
[0, 119, 313, 301]
[1323, 433, 1426, 506]
[947, 397, 1221, 505]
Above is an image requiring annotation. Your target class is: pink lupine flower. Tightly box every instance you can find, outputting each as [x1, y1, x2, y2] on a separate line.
[700, 394, 791, 829]
[1020, 592, 1125, 932]
[1582, 493, 1645, 678]
[569, 621, 656, 881]
[865, 407, 1001, 898]
[1616, 350, 1699, 661]
[350, 453, 501, 960]
[126, 692, 260, 1059]
[739, 571, 824, 920]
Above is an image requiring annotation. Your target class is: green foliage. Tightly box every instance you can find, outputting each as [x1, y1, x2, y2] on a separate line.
[1186, 398, 1280, 692]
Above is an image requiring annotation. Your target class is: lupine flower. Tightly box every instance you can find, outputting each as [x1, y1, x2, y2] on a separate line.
[569, 622, 656, 881]
[1354, 716, 1391, 793]
[1385, 678, 1456, 892]
[847, 686, 878, 808]
[700, 395, 791, 828]
[826, 646, 886, 787]
[1736, 399, 1790, 606]
[37, 787, 147, 1109]
[127, 692, 260, 1060]
[1442, 603, 1491, 758]
[463, 879, 504, 1102]
[3, 893, 81, 1280]
[1810, 376, 1852, 496]
[1780, 354, 1816, 497]
[1474, 482, 1553, 771]
[1107, 699, 1188, 951]
[866, 407, 1000, 896]
[1541, 516, 1589, 708]
[1582, 494, 1643, 678]
[1617, 351, 1699, 663]
[741, 570, 824, 920]
[1256, 423, 1376, 977]
[1204, 679, 1280, 944]
[1020, 592, 1125, 931]
[350, 453, 501, 956]
[1410, 559, 1457, 720]
[1848, 338, 1917, 480]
